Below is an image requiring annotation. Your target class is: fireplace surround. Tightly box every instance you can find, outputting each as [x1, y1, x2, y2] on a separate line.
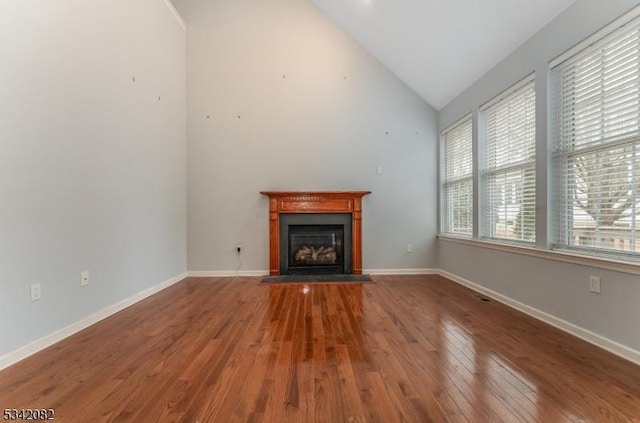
[260, 191, 371, 276]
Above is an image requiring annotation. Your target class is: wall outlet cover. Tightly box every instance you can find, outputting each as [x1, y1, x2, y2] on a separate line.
[589, 276, 601, 294]
[81, 271, 90, 287]
[30, 284, 42, 301]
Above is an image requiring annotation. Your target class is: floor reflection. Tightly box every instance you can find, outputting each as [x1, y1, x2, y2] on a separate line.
[267, 283, 367, 365]
[260, 277, 640, 421]
[438, 313, 598, 422]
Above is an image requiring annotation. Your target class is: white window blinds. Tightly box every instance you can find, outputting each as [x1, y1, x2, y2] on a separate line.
[482, 80, 536, 242]
[442, 118, 473, 236]
[552, 16, 640, 256]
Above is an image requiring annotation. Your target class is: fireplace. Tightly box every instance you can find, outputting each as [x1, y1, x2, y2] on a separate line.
[280, 213, 351, 275]
[260, 191, 370, 275]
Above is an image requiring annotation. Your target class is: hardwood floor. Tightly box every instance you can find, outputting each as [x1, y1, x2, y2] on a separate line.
[1, 275, 640, 422]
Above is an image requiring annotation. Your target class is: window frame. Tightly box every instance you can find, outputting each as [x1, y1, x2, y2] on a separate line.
[441, 116, 474, 237]
[550, 12, 640, 261]
[480, 76, 536, 244]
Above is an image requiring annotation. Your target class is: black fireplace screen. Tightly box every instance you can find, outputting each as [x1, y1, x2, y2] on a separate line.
[288, 225, 344, 274]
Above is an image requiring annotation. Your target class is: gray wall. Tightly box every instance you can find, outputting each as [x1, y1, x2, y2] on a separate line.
[177, 0, 438, 273]
[0, 0, 187, 358]
[438, 0, 640, 353]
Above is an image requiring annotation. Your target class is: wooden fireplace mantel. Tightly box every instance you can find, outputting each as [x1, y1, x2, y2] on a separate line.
[260, 191, 371, 276]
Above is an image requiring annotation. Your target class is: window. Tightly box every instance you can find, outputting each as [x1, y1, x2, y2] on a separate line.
[552, 16, 640, 256]
[442, 118, 473, 236]
[482, 79, 536, 242]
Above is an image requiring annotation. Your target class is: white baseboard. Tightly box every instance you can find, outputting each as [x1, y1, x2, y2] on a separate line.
[365, 268, 439, 275]
[438, 269, 640, 367]
[187, 270, 269, 277]
[0, 272, 188, 371]
[187, 269, 438, 277]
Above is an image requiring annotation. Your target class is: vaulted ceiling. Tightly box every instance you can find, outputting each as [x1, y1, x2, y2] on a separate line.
[172, 0, 577, 110]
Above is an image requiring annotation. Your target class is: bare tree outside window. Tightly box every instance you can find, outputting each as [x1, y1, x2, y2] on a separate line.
[568, 145, 640, 251]
[553, 22, 640, 255]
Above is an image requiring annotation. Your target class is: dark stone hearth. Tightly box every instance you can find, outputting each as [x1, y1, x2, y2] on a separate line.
[261, 274, 372, 283]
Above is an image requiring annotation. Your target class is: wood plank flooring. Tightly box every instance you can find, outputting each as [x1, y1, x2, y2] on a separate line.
[1, 275, 640, 422]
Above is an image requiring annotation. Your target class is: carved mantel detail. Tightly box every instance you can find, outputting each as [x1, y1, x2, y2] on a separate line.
[260, 191, 371, 276]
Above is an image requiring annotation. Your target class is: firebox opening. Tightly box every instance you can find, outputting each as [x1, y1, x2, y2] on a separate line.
[288, 224, 344, 275]
[279, 213, 352, 275]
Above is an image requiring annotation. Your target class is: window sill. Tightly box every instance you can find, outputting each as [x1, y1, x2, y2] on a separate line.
[437, 235, 640, 276]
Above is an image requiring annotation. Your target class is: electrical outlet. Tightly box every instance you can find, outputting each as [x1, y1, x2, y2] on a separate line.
[406, 244, 413, 253]
[80, 270, 90, 287]
[589, 276, 601, 294]
[376, 165, 384, 175]
[30, 284, 42, 302]
[236, 244, 244, 254]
